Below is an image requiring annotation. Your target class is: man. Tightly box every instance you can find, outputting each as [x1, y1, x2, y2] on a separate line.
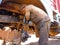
[22, 5, 51, 45]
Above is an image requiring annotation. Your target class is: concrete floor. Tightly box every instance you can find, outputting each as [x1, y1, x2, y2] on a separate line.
[24, 38, 60, 45]
[49, 38, 60, 45]
[21, 33, 60, 45]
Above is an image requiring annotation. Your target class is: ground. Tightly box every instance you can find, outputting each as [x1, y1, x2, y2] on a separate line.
[0, 33, 60, 45]
[21, 33, 60, 45]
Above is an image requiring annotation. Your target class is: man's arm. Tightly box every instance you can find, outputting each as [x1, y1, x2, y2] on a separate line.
[22, 5, 33, 21]
[25, 9, 30, 21]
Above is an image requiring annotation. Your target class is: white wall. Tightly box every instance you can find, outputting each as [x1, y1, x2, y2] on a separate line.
[40, 0, 54, 22]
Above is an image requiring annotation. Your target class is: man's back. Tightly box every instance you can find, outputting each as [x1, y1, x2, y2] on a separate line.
[23, 5, 50, 23]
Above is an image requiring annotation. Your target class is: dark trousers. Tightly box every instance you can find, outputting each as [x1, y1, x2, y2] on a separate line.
[30, 14, 50, 45]
[37, 20, 50, 45]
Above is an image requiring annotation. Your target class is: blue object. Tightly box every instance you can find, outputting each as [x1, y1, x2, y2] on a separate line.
[0, 0, 2, 4]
